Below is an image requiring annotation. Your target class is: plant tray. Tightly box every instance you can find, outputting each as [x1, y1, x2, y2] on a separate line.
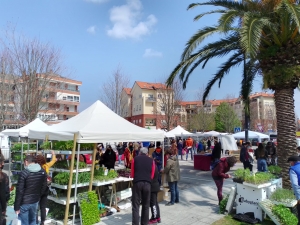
[271, 200, 297, 208]
[42, 150, 93, 154]
[51, 182, 90, 189]
[47, 195, 76, 205]
[242, 182, 272, 189]
[258, 199, 281, 225]
[50, 167, 91, 173]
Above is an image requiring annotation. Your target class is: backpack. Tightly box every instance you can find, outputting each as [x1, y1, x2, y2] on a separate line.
[211, 159, 220, 170]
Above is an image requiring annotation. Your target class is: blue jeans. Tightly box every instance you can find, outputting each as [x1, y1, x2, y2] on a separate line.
[186, 148, 193, 160]
[168, 181, 179, 204]
[257, 158, 268, 172]
[18, 202, 39, 225]
[118, 154, 123, 164]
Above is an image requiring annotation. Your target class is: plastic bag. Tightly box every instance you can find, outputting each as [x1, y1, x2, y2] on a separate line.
[12, 217, 21, 225]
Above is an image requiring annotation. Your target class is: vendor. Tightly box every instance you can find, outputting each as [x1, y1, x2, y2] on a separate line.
[102, 145, 116, 170]
[124, 142, 134, 168]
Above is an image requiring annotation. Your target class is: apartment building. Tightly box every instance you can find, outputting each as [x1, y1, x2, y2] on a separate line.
[181, 92, 276, 132]
[122, 81, 186, 129]
[37, 74, 82, 124]
[0, 73, 82, 130]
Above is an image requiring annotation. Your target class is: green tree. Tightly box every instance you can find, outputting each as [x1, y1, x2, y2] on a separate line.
[190, 107, 215, 131]
[166, 0, 300, 188]
[215, 102, 241, 132]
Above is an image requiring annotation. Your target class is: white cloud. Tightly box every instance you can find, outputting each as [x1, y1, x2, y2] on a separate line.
[107, 0, 157, 39]
[87, 26, 96, 34]
[143, 49, 162, 58]
[85, 0, 109, 3]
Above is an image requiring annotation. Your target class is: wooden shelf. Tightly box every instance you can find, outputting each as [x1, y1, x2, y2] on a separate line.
[42, 150, 93, 154]
[50, 167, 91, 173]
[51, 182, 90, 189]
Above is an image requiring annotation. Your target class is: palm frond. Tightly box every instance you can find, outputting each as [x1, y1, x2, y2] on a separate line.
[279, 0, 300, 32]
[240, 14, 271, 58]
[181, 26, 219, 61]
[194, 10, 226, 21]
[202, 53, 244, 103]
[218, 10, 241, 32]
[188, 0, 246, 12]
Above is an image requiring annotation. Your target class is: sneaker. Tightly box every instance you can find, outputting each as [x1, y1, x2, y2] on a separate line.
[165, 202, 174, 206]
[148, 218, 157, 224]
[175, 201, 179, 204]
[156, 218, 161, 223]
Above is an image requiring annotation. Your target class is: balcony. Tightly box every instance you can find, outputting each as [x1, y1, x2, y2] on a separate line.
[41, 97, 80, 105]
[146, 97, 156, 102]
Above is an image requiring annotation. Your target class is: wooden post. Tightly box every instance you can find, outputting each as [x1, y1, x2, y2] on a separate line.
[89, 143, 97, 191]
[64, 133, 77, 225]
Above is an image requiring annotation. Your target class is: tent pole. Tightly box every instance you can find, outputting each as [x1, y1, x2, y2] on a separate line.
[64, 133, 77, 225]
[73, 143, 80, 225]
[89, 143, 97, 191]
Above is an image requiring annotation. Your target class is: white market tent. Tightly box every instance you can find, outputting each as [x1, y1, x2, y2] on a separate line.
[28, 100, 164, 143]
[2, 118, 48, 137]
[199, 130, 227, 137]
[157, 129, 175, 138]
[166, 125, 192, 137]
[233, 130, 269, 142]
[219, 134, 238, 150]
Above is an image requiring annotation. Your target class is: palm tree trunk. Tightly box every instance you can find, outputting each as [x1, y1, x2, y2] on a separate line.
[274, 87, 297, 188]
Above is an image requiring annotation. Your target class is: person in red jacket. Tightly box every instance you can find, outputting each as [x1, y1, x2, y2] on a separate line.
[212, 156, 237, 205]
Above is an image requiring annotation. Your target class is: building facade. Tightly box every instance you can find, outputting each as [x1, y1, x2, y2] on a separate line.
[122, 81, 186, 129]
[0, 73, 82, 130]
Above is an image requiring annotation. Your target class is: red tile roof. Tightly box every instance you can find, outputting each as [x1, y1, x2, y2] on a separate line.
[123, 88, 131, 95]
[249, 92, 274, 98]
[180, 101, 202, 106]
[135, 81, 169, 90]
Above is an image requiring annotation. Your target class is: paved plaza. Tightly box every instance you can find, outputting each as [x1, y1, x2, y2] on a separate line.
[5, 158, 244, 225]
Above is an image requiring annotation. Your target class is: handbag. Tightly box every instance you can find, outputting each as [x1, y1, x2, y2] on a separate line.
[182, 148, 187, 155]
[12, 217, 21, 225]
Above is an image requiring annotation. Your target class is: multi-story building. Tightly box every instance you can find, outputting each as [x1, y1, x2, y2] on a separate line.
[0, 73, 82, 130]
[121, 81, 186, 129]
[181, 92, 276, 132]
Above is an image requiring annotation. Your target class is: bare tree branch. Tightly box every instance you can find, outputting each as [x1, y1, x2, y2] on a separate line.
[99, 66, 130, 116]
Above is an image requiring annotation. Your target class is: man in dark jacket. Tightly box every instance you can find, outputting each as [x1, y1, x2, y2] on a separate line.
[288, 156, 300, 224]
[131, 147, 155, 225]
[14, 155, 47, 225]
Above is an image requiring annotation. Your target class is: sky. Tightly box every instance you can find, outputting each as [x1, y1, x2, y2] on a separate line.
[0, 0, 299, 115]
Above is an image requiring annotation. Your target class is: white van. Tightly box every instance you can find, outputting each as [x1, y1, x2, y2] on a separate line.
[0, 134, 10, 160]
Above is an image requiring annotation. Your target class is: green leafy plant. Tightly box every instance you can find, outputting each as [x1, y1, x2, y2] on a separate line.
[40, 141, 51, 150]
[270, 188, 296, 203]
[233, 168, 251, 183]
[7, 188, 16, 206]
[52, 160, 87, 169]
[268, 165, 282, 175]
[272, 204, 298, 225]
[78, 191, 100, 225]
[12, 153, 22, 161]
[11, 143, 37, 152]
[219, 195, 229, 214]
[244, 172, 275, 185]
[53, 172, 91, 185]
[107, 170, 118, 179]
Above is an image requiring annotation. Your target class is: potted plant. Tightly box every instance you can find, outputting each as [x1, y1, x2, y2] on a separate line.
[233, 168, 251, 183]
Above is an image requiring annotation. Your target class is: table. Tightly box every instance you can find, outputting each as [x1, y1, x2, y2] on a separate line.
[194, 154, 212, 171]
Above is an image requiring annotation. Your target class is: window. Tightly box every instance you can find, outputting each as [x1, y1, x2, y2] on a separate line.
[139, 105, 141, 111]
[74, 96, 80, 102]
[62, 96, 67, 101]
[158, 94, 162, 99]
[66, 107, 69, 112]
[139, 119, 141, 123]
[67, 96, 73, 101]
[133, 120, 135, 124]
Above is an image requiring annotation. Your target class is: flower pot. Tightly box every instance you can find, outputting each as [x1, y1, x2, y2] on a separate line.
[233, 178, 243, 184]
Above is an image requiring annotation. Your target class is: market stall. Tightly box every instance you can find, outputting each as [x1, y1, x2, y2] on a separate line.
[194, 154, 212, 171]
[166, 125, 192, 137]
[28, 100, 164, 225]
[232, 130, 270, 142]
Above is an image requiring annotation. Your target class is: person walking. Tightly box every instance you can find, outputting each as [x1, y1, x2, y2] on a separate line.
[148, 165, 161, 224]
[152, 146, 163, 185]
[35, 150, 57, 225]
[240, 142, 253, 171]
[131, 147, 155, 225]
[117, 142, 124, 166]
[207, 139, 211, 150]
[185, 137, 193, 160]
[255, 143, 268, 172]
[163, 149, 180, 206]
[197, 141, 204, 153]
[288, 156, 300, 225]
[266, 141, 277, 165]
[103, 145, 116, 170]
[212, 156, 237, 205]
[177, 139, 183, 160]
[124, 142, 134, 169]
[14, 155, 47, 225]
[170, 139, 178, 157]
[212, 141, 222, 163]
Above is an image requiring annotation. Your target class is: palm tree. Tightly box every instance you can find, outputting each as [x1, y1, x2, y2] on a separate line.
[167, 0, 300, 187]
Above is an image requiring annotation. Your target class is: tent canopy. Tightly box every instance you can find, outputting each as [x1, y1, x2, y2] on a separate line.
[232, 131, 269, 140]
[166, 125, 192, 136]
[199, 130, 227, 137]
[28, 100, 164, 143]
[2, 118, 48, 137]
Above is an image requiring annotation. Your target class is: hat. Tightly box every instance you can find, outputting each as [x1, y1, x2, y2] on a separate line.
[287, 156, 300, 162]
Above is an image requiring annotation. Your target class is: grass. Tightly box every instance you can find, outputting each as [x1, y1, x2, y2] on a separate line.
[212, 215, 275, 225]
